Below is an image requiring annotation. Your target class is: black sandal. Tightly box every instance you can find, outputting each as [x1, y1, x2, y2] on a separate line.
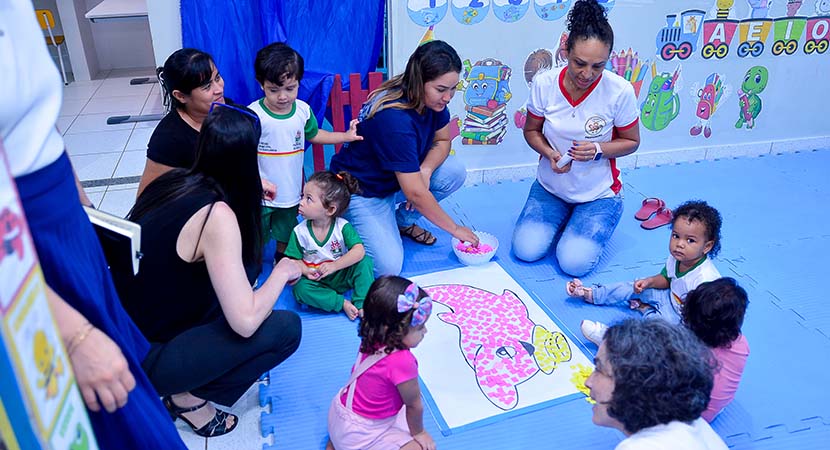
[399, 224, 437, 246]
[163, 396, 238, 437]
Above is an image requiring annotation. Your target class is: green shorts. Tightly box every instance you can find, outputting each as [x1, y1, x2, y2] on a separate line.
[262, 205, 300, 244]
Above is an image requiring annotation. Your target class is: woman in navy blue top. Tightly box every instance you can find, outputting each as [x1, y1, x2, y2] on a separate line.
[330, 40, 479, 276]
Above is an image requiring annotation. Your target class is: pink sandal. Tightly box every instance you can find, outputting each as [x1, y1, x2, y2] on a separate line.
[634, 198, 666, 221]
[641, 207, 673, 230]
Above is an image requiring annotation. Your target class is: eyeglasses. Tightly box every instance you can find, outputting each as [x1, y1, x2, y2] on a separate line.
[209, 101, 261, 125]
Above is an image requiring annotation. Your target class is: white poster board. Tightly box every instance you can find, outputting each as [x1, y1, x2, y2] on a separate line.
[410, 262, 594, 434]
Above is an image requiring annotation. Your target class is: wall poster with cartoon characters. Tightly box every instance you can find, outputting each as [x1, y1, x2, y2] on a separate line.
[409, 262, 594, 433]
[0, 141, 99, 450]
[390, 0, 830, 172]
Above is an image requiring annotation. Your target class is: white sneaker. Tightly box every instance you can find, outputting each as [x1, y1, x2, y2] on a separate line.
[581, 320, 608, 346]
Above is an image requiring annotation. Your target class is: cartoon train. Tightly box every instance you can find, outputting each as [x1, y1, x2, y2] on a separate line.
[736, 18, 773, 57]
[656, 9, 830, 61]
[701, 19, 739, 59]
[771, 16, 808, 55]
[656, 9, 706, 60]
[804, 15, 830, 54]
[695, 14, 830, 59]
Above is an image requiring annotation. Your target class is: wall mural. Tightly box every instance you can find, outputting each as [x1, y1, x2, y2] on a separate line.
[494, 0, 531, 23]
[459, 58, 514, 144]
[452, 0, 491, 25]
[658, 5, 830, 61]
[689, 73, 731, 138]
[407, 0, 449, 27]
[735, 65, 769, 129]
[640, 64, 682, 132]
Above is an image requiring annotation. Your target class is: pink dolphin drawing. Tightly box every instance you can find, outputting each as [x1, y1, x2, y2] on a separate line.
[426, 284, 572, 410]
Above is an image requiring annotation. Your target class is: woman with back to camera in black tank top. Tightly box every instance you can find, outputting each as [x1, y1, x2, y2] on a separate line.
[114, 103, 302, 437]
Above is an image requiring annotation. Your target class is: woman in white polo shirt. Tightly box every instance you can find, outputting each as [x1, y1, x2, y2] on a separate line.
[512, 0, 640, 277]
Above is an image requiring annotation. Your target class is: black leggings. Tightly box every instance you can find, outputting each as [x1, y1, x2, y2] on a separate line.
[142, 311, 301, 406]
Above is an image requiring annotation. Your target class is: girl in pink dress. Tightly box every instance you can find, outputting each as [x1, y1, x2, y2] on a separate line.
[682, 277, 750, 422]
[327, 276, 436, 450]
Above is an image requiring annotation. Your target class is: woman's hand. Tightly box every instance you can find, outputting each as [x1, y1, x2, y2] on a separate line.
[568, 140, 599, 163]
[70, 328, 137, 413]
[345, 119, 363, 142]
[453, 225, 479, 247]
[274, 257, 303, 283]
[261, 179, 277, 201]
[413, 431, 436, 450]
[549, 150, 571, 174]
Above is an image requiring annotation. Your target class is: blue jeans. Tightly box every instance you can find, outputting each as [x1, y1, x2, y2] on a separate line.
[511, 180, 623, 277]
[344, 157, 466, 276]
[590, 282, 680, 324]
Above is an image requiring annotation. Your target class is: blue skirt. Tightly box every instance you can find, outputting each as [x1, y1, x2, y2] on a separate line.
[16, 153, 186, 449]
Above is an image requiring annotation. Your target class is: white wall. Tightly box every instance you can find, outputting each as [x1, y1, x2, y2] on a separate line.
[56, 0, 100, 80]
[390, 0, 830, 177]
[146, 0, 182, 68]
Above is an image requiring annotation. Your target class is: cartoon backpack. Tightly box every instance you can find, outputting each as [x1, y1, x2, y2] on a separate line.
[462, 58, 513, 108]
[640, 67, 681, 132]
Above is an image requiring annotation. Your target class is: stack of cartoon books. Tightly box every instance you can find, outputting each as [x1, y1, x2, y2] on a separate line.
[461, 104, 508, 145]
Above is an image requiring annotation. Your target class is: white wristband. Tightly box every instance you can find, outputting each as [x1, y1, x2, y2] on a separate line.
[592, 142, 603, 161]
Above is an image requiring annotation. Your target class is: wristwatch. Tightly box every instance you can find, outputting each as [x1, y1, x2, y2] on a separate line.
[593, 142, 603, 161]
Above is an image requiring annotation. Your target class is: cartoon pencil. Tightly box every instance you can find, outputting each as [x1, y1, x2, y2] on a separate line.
[638, 60, 649, 81]
[631, 62, 642, 83]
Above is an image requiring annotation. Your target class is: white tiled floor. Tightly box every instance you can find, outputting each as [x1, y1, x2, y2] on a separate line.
[169, 381, 269, 450]
[62, 69, 160, 217]
[64, 71, 267, 449]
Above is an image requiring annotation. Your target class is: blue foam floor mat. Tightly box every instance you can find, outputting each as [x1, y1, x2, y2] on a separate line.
[259, 149, 830, 449]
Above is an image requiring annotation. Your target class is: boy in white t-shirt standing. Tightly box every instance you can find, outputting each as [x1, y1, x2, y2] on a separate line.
[569, 200, 723, 344]
[250, 42, 362, 257]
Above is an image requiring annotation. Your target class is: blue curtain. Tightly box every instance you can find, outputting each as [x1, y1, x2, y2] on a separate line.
[180, 0, 385, 121]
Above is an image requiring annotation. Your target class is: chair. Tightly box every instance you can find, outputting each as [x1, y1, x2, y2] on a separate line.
[35, 9, 69, 85]
[310, 72, 384, 171]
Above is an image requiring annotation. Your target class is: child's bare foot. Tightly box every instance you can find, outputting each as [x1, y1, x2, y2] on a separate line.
[565, 279, 594, 304]
[358, 308, 364, 318]
[343, 300, 359, 320]
[631, 301, 654, 314]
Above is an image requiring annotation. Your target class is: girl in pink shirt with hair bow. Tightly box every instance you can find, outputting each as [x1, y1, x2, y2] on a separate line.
[327, 276, 436, 450]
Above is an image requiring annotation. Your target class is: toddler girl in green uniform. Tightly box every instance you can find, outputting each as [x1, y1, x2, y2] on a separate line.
[285, 171, 374, 319]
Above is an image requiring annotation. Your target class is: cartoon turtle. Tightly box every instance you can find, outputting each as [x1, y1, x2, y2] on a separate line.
[735, 66, 768, 129]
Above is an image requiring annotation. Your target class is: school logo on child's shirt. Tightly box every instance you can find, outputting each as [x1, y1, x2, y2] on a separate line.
[293, 131, 303, 151]
[330, 240, 343, 258]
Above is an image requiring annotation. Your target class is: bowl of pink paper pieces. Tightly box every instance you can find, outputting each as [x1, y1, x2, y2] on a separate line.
[451, 231, 499, 266]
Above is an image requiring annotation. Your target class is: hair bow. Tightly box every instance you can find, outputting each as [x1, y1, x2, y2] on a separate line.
[397, 282, 432, 327]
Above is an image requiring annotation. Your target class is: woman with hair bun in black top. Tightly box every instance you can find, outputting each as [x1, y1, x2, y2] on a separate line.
[137, 49, 227, 197]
